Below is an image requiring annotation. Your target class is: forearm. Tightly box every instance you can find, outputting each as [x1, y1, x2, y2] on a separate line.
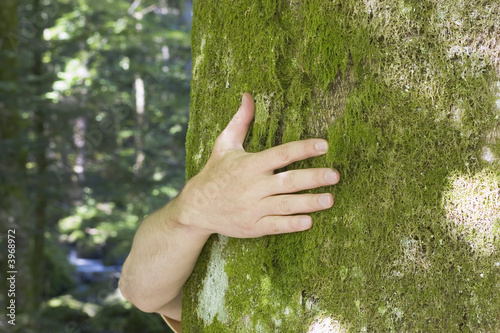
[119, 195, 210, 320]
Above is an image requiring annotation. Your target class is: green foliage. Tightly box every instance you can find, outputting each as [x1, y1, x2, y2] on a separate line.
[43, 234, 77, 297]
[32, 296, 93, 333]
[92, 302, 171, 333]
[20, 294, 171, 333]
[1, 0, 191, 331]
[184, 0, 500, 331]
[58, 197, 138, 262]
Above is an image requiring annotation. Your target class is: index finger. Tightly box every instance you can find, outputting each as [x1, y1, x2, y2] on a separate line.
[250, 139, 329, 172]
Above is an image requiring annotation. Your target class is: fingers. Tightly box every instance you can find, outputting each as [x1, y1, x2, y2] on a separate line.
[251, 139, 329, 172]
[249, 191, 335, 237]
[253, 215, 313, 236]
[260, 193, 334, 216]
[214, 93, 255, 152]
[264, 168, 339, 195]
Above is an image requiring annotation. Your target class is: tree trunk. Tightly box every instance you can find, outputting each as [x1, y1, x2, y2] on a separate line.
[30, 0, 47, 314]
[183, 1, 500, 331]
[134, 74, 146, 173]
[0, 0, 36, 320]
[0, 0, 21, 314]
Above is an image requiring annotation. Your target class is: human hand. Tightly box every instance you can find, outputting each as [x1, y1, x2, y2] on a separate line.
[172, 93, 340, 238]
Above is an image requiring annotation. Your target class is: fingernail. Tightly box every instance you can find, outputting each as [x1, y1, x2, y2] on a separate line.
[319, 194, 332, 207]
[315, 140, 328, 153]
[300, 217, 312, 229]
[325, 170, 338, 184]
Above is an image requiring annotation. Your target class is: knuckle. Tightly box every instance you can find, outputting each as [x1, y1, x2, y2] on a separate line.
[203, 181, 220, 199]
[270, 219, 281, 234]
[279, 197, 292, 214]
[305, 141, 312, 156]
[319, 169, 328, 184]
[217, 172, 231, 187]
[282, 173, 296, 190]
[192, 188, 208, 207]
[309, 194, 319, 209]
[302, 139, 315, 157]
[277, 145, 290, 162]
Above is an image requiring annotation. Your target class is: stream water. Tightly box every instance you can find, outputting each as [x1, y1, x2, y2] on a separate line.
[67, 247, 122, 285]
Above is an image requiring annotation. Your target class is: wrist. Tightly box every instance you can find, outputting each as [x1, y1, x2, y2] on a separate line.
[165, 182, 213, 241]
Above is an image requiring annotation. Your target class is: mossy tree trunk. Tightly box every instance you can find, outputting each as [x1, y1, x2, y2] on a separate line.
[183, 1, 500, 331]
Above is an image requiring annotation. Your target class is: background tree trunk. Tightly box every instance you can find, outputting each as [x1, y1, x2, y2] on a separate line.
[133, 75, 146, 173]
[0, 0, 42, 322]
[183, 1, 500, 331]
[0, 0, 24, 318]
[29, 0, 48, 315]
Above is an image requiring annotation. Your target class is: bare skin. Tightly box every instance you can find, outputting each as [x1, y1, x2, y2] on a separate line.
[119, 93, 340, 326]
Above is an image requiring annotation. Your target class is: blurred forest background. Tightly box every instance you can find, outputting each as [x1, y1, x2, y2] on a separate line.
[0, 0, 192, 332]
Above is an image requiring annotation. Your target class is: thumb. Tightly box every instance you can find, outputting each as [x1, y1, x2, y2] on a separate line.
[215, 93, 254, 151]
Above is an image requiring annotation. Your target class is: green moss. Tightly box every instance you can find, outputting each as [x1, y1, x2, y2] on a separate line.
[184, 0, 500, 331]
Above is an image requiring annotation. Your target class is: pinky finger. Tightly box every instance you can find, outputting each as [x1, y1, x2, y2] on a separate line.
[254, 215, 312, 236]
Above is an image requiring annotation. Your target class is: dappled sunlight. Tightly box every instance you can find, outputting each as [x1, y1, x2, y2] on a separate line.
[46, 295, 99, 317]
[394, 237, 431, 274]
[443, 169, 500, 255]
[307, 316, 349, 333]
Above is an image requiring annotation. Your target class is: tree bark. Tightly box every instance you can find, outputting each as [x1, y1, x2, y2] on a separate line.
[30, 0, 47, 315]
[0, 0, 37, 319]
[134, 75, 146, 173]
[183, 1, 500, 331]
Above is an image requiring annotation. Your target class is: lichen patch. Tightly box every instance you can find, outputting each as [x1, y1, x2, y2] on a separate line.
[197, 234, 229, 326]
[192, 36, 207, 80]
[397, 237, 431, 272]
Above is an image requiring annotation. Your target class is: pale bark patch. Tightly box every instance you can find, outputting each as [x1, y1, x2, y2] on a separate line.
[443, 170, 500, 255]
[307, 316, 349, 333]
[197, 235, 229, 325]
